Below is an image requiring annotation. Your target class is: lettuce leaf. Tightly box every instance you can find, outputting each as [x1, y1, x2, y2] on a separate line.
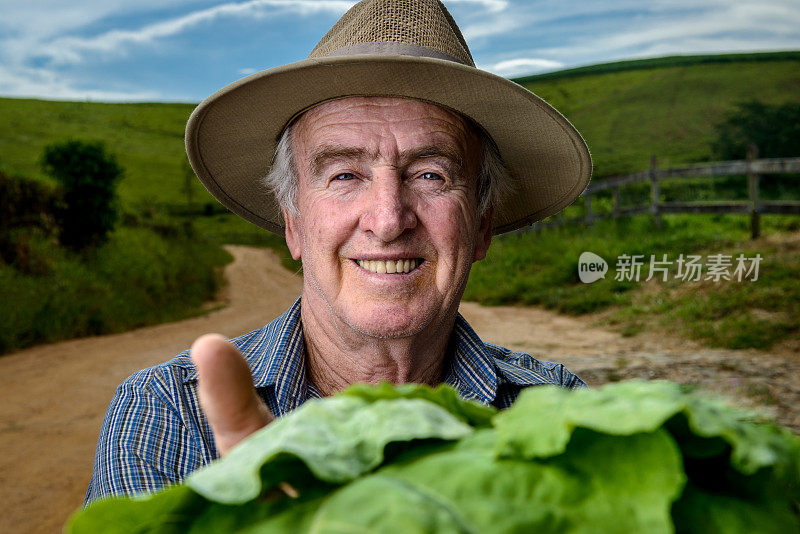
[341, 381, 497, 428]
[69, 386, 480, 532]
[493, 380, 800, 477]
[68, 380, 800, 533]
[304, 427, 684, 533]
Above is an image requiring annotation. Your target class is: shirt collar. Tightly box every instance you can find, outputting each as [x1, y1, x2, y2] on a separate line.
[185, 299, 502, 413]
[441, 312, 499, 405]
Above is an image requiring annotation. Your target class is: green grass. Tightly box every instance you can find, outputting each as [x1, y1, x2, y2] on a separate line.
[520, 57, 800, 178]
[0, 224, 232, 353]
[465, 214, 800, 350]
[0, 99, 210, 207]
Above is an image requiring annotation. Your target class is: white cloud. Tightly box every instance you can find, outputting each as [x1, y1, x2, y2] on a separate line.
[0, 0, 357, 100]
[482, 57, 563, 77]
[2, 0, 799, 101]
[37, 0, 356, 65]
[446, 0, 509, 13]
[33, 0, 511, 66]
[0, 63, 160, 101]
[461, 12, 524, 41]
[518, 0, 800, 63]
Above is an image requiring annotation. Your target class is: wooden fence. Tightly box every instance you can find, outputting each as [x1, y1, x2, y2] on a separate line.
[525, 147, 800, 239]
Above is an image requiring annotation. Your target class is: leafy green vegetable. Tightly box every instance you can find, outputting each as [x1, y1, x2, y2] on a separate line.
[493, 380, 800, 476]
[314, 428, 684, 533]
[68, 381, 800, 533]
[341, 381, 497, 428]
[189, 396, 474, 504]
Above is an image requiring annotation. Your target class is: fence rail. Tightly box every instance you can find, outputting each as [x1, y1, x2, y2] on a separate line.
[525, 148, 800, 239]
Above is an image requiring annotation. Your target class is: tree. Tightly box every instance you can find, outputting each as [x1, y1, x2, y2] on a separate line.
[41, 140, 123, 251]
[712, 101, 800, 160]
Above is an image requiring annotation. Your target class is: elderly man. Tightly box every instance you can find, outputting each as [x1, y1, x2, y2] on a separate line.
[86, 0, 591, 502]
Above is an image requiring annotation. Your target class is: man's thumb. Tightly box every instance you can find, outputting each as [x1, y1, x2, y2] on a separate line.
[191, 333, 274, 456]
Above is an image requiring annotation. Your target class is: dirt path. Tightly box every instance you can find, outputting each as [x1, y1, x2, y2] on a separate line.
[1, 246, 797, 533]
[460, 302, 800, 430]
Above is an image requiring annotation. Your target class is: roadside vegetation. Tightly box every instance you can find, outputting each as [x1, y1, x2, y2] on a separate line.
[0, 222, 231, 353]
[0, 140, 230, 354]
[464, 214, 799, 350]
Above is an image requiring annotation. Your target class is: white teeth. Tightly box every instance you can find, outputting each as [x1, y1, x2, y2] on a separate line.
[357, 259, 420, 274]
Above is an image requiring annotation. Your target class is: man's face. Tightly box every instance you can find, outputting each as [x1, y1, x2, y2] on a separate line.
[284, 96, 492, 339]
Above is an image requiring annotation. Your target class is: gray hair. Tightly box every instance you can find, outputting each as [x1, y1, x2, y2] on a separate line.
[264, 122, 512, 219]
[264, 123, 300, 216]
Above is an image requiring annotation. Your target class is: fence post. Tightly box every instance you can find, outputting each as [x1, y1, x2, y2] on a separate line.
[747, 143, 760, 240]
[584, 193, 593, 225]
[650, 155, 661, 229]
[612, 186, 620, 219]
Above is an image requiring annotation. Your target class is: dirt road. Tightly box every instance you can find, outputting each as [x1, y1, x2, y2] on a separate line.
[1, 245, 797, 533]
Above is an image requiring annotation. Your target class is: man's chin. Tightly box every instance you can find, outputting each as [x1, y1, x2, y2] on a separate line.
[342, 312, 434, 340]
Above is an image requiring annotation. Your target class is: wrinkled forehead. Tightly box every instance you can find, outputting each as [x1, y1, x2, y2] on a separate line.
[290, 96, 483, 166]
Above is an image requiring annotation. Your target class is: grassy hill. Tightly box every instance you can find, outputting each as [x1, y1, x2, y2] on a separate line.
[0, 100, 205, 208]
[1, 51, 798, 207]
[515, 51, 800, 177]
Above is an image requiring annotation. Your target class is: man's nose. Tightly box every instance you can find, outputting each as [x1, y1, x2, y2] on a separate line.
[359, 172, 417, 242]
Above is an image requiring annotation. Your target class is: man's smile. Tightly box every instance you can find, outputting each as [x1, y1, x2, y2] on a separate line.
[353, 258, 424, 274]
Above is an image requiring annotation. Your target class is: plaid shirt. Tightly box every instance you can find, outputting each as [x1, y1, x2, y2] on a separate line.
[85, 297, 585, 503]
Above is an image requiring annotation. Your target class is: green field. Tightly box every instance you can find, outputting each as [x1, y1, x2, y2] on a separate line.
[1, 51, 799, 351]
[518, 53, 800, 177]
[1, 52, 799, 203]
[0, 100, 206, 207]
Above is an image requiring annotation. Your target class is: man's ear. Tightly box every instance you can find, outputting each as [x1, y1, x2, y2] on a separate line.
[282, 207, 302, 261]
[472, 207, 493, 262]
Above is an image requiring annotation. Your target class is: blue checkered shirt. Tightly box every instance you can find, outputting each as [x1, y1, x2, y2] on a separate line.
[85, 297, 585, 503]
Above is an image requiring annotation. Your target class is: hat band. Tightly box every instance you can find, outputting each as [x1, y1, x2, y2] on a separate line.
[325, 42, 470, 66]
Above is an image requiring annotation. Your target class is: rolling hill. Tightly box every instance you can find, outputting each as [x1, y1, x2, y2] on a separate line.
[0, 51, 798, 208]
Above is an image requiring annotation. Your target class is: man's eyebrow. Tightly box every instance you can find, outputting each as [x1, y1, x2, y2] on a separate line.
[308, 143, 466, 176]
[400, 145, 465, 175]
[310, 146, 376, 176]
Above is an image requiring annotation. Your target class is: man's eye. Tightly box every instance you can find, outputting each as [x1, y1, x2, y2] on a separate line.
[332, 173, 356, 181]
[419, 172, 443, 181]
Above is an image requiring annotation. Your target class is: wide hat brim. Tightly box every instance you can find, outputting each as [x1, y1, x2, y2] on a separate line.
[185, 54, 591, 235]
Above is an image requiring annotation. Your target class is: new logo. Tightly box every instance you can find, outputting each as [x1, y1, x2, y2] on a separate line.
[578, 252, 608, 284]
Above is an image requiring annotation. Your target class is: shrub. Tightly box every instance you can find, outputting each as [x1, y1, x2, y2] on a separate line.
[41, 140, 123, 251]
[0, 171, 60, 270]
[712, 101, 800, 160]
[0, 226, 231, 354]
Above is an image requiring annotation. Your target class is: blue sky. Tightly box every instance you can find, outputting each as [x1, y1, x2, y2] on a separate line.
[1, 0, 799, 102]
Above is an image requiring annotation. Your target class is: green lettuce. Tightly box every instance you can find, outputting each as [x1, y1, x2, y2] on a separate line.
[68, 380, 800, 533]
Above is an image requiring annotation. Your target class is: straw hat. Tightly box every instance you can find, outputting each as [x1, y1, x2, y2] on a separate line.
[185, 0, 591, 235]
